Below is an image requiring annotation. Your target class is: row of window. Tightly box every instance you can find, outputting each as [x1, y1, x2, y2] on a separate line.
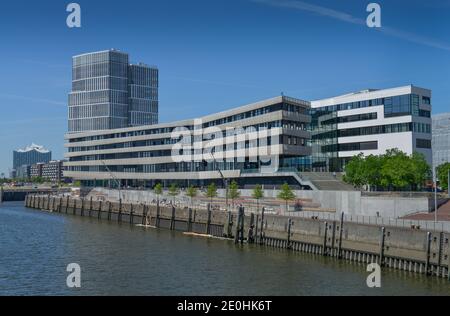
[384, 94, 419, 118]
[339, 122, 431, 138]
[129, 99, 158, 113]
[69, 104, 129, 120]
[73, 51, 128, 68]
[129, 85, 158, 100]
[202, 102, 308, 129]
[68, 118, 307, 152]
[72, 77, 128, 92]
[68, 160, 278, 174]
[313, 94, 430, 114]
[322, 112, 378, 126]
[129, 112, 158, 126]
[339, 141, 378, 152]
[68, 117, 128, 133]
[128, 65, 158, 87]
[68, 104, 303, 143]
[416, 139, 432, 149]
[69, 90, 129, 106]
[73, 61, 128, 81]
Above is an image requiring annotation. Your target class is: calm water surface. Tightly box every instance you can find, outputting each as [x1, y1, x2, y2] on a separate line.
[1, 202, 449, 296]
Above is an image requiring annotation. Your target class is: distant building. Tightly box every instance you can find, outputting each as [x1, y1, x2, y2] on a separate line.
[432, 112, 450, 171]
[9, 169, 16, 179]
[16, 165, 31, 179]
[30, 163, 43, 179]
[13, 144, 52, 170]
[68, 50, 158, 133]
[30, 160, 67, 182]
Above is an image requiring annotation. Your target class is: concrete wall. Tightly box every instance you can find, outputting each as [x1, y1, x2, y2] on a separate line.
[88, 188, 430, 219]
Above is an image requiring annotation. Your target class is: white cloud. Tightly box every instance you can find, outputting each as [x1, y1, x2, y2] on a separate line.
[252, 0, 450, 52]
[0, 93, 66, 106]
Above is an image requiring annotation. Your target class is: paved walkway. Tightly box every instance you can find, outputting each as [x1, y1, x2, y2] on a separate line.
[403, 200, 450, 221]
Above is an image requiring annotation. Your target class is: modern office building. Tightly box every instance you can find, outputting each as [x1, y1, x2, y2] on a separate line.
[310, 85, 432, 172]
[64, 96, 313, 189]
[432, 112, 450, 171]
[13, 144, 52, 170]
[64, 84, 433, 190]
[30, 160, 67, 182]
[68, 50, 158, 133]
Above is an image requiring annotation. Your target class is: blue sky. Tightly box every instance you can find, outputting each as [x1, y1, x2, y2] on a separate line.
[0, 0, 449, 176]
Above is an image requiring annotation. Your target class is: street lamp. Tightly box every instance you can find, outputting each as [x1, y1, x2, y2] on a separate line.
[101, 161, 123, 202]
[210, 152, 229, 211]
[434, 166, 438, 223]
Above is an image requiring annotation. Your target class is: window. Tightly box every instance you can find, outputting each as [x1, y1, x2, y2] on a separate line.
[339, 141, 378, 152]
[416, 139, 431, 149]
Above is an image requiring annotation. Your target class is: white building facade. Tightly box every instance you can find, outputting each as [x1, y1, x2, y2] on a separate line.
[310, 85, 432, 172]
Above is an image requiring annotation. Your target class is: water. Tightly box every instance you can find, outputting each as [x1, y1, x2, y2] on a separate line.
[1, 202, 449, 296]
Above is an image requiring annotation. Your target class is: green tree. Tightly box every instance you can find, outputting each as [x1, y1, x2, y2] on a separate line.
[168, 183, 180, 204]
[437, 162, 450, 190]
[343, 153, 365, 188]
[186, 186, 198, 207]
[154, 183, 163, 203]
[277, 183, 296, 212]
[73, 180, 82, 187]
[227, 181, 241, 209]
[252, 185, 265, 214]
[364, 155, 383, 191]
[205, 182, 218, 205]
[409, 152, 431, 190]
[380, 149, 411, 190]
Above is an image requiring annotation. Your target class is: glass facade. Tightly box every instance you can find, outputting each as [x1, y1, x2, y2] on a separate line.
[432, 113, 450, 170]
[68, 50, 158, 133]
[13, 144, 52, 169]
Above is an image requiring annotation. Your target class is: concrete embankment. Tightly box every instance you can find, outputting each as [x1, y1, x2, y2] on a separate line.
[25, 194, 450, 280]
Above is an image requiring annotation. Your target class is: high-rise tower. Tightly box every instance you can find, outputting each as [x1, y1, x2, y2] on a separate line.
[68, 50, 158, 133]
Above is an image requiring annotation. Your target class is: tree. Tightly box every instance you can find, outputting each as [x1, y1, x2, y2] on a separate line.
[186, 186, 198, 207]
[364, 155, 383, 191]
[380, 149, 411, 190]
[252, 185, 265, 214]
[168, 183, 180, 204]
[277, 183, 296, 212]
[154, 183, 163, 203]
[343, 153, 365, 188]
[437, 162, 450, 190]
[227, 181, 241, 209]
[205, 182, 218, 205]
[344, 149, 432, 192]
[409, 152, 431, 190]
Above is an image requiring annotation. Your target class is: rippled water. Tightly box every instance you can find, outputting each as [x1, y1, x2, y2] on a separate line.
[1, 202, 449, 296]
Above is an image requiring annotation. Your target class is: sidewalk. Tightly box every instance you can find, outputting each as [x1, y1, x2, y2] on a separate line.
[402, 200, 450, 221]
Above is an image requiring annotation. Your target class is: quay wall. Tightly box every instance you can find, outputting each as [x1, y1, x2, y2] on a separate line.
[24, 194, 450, 280]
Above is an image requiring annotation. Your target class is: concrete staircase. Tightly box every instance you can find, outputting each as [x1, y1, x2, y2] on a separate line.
[300, 172, 357, 191]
